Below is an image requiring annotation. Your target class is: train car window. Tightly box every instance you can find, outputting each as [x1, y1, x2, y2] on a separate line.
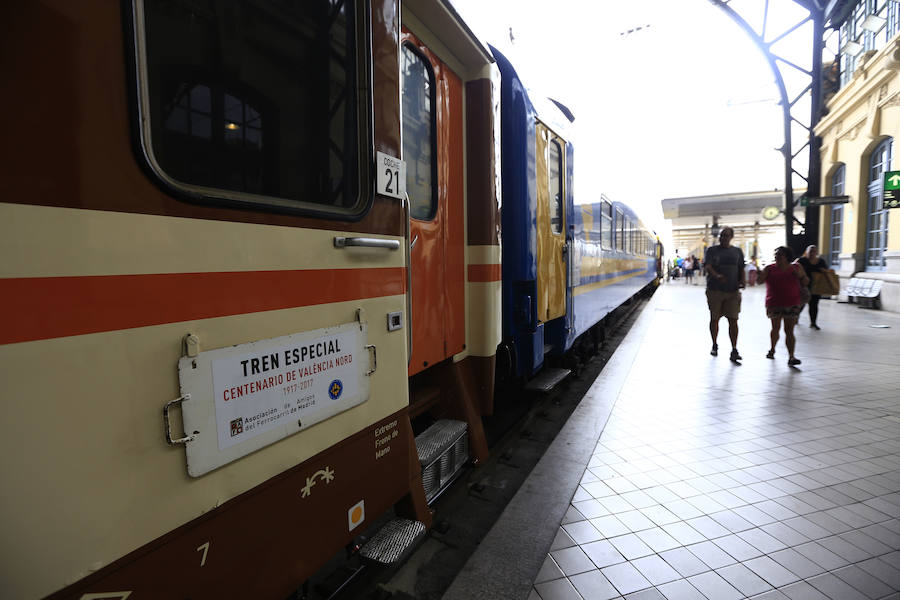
[548, 141, 563, 233]
[615, 208, 624, 252]
[134, 0, 369, 217]
[549, 140, 563, 233]
[401, 44, 437, 221]
[600, 201, 613, 250]
[626, 218, 633, 254]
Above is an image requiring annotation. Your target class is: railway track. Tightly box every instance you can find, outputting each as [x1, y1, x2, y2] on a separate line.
[293, 292, 652, 600]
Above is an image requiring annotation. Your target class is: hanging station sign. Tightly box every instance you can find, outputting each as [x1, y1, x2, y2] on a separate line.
[883, 171, 900, 209]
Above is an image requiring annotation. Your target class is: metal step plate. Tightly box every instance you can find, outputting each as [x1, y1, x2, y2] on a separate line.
[415, 419, 468, 503]
[416, 419, 467, 466]
[358, 518, 426, 566]
[524, 367, 571, 392]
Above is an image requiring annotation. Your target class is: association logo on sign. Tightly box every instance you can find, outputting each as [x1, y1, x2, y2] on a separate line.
[328, 379, 343, 400]
[230, 417, 244, 437]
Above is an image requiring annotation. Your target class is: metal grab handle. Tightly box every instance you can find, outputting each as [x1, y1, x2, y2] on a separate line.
[365, 344, 377, 376]
[403, 193, 413, 365]
[333, 237, 400, 250]
[163, 394, 196, 446]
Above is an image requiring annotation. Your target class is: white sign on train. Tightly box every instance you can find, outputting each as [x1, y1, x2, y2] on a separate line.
[376, 151, 406, 199]
[212, 328, 361, 450]
[178, 321, 370, 476]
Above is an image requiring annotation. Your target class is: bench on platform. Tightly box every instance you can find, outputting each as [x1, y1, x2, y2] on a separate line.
[841, 277, 883, 309]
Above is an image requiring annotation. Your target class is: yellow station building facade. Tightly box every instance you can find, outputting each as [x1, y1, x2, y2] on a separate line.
[816, 0, 900, 311]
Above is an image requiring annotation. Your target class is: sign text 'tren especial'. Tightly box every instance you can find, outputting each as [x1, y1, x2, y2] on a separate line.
[223, 338, 348, 402]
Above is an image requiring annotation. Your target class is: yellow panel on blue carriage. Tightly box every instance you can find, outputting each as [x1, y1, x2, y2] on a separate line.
[535, 121, 567, 323]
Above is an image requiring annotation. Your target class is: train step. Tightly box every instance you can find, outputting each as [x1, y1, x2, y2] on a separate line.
[416, 419, 469, 503]
[524, 367, 571, 393]
[358, 517, 426, 566]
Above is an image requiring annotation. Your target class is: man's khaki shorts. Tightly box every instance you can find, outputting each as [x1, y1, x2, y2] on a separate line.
[706, 289, 741, 320]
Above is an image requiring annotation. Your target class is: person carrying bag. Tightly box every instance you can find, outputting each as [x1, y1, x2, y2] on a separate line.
[797, 245, 830, 329]
[810, 270, 840, 296]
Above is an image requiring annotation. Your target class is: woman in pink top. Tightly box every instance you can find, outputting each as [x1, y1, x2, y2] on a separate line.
[757, 246, 809, 366]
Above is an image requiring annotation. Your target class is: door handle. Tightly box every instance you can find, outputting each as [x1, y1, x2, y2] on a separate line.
[333, 237, 400, 250]
[404, 194, 413, 365]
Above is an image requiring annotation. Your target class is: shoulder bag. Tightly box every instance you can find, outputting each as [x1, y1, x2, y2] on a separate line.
[810, 270, 839, 296]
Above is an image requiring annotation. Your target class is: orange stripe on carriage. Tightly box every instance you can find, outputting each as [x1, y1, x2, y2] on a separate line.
[0, 267, 405, 344]
[467, 264, 501, 282]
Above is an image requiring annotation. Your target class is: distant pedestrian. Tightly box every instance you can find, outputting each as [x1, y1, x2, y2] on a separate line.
[797, 245, 829, 330]
[758, 246, 809, 366]
[704, 227, 745, 362]
[683, 255, 694, 284]
[746, 260, 758, 286]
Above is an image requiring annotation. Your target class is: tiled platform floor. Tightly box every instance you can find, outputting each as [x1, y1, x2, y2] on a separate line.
[526, 282, 900, 600]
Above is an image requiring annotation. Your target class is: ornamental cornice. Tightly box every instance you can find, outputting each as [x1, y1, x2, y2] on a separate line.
[837, 120, 864, 142]
[880, 90, 900, 110]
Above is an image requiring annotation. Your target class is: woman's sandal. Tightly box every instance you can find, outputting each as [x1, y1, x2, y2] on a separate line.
[766, 350, 775, 359]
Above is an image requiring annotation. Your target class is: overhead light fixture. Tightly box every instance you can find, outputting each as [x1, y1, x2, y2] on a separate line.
[861, 13, 886, 32]
[225, 122, 240, 131]
[841, 40, 863, 55]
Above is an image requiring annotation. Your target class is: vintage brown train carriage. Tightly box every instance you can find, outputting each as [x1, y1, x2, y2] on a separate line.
[0, 1, 500, 598]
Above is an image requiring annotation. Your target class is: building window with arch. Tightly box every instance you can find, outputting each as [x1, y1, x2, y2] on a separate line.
[866, 138, 892, 270]
[838, 1, 900, 88]
[829, 164, 845, 268]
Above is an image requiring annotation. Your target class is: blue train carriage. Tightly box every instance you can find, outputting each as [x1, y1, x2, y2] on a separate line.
[570, 196, 659, 340]
[491, 46, 576, 381]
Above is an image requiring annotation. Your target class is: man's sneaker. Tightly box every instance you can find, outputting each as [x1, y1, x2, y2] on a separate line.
[730, 349, 742, 362]
[710, 344, 718, 356]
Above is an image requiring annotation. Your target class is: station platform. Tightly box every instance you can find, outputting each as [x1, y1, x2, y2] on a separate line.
[443, 280, 900, 600]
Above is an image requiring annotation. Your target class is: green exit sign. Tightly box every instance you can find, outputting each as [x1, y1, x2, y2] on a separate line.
[885, 171, 900, 209]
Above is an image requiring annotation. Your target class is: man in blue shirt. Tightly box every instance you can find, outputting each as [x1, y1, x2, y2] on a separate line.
[704, 226, 745, 362]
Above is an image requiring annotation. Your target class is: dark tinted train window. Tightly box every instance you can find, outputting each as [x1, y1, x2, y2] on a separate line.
[139, 0, 366, 214]
[600, 201, 612, 250]
[402, 44, 436, 221]
[549, 140, 563, 233]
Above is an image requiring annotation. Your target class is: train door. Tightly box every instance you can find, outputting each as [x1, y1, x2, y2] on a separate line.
[535, 121, 567, 323]
[401, 31, 466, 376]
